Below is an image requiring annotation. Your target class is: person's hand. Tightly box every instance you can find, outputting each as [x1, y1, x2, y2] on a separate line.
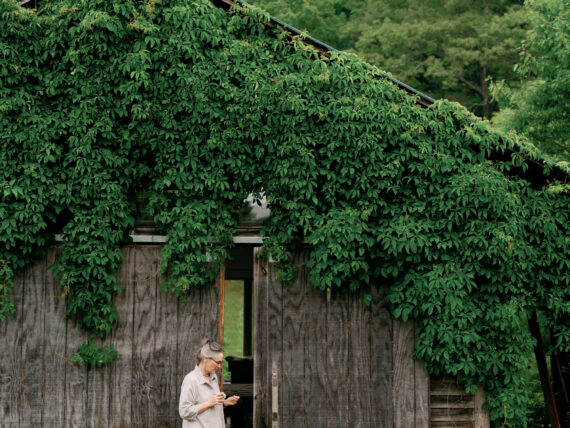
[224, 395, 240, 407]
[207, 392, 226, 408]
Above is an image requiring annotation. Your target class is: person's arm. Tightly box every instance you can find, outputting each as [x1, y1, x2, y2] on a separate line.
[223, 395, 240, 407]
[179, 378, 225, 422]
[197, 393, 226, 414]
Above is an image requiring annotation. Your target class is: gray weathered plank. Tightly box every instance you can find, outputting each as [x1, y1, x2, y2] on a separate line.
[132, 246, 156, 425]
[18, 257, 46, 427]
[41, 247, 66, 426]
[393, 319, 416, 428]
[85, 346, 112, 427]
[176, 283, 202, 379]
[280, 252, 305, 427]
[302, 256, 330, 427]
[253, 248, 269, 428]
[414, 341, 430, 428]
[109, 246, 135, 426]
[64, 310, 87, 426]
[473, 386, 489, 428]
[348, 286, 373, 428]
[325, 285, 350, 428]
[152, 247, 179, 426]
[369, 283, 393, 428]
[0, 259, 25, 427]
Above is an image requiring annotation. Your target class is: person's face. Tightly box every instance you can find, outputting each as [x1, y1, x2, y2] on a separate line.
[206, 353, 223, 374]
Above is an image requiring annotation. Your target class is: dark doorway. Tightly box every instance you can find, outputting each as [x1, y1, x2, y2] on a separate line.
[223, 246, 255, 428]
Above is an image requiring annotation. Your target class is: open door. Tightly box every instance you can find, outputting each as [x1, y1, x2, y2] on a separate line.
[222, 247, 255, 427]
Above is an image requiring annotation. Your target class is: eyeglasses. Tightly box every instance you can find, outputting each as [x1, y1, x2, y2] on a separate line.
[208, 357, 223, 366]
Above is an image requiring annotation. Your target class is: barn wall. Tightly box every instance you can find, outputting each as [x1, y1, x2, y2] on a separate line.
[1, 244, 489, 427]
[0, 245, 220, 428]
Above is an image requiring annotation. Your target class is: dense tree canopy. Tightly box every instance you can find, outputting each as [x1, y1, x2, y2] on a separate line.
[251, 0, 528, 118]
[1, 0, 569, 426]
[492, 0, 570, 162]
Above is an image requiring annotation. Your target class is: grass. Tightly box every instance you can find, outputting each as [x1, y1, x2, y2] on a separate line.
[223, 280, 245, 380]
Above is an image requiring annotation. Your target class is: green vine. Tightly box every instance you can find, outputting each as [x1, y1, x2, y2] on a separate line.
[1, 0, 569, 425]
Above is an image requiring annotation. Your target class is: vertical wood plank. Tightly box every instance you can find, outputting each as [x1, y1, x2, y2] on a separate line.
[176, 285, 202, 391]
[348, 287, 372, 428]
[473, 386, 490, 428]
[41, 247, 66, 426]
[393, 319, 415, 428]
[109, 246, 135, 427]
[280, 252, 305, 427]
[64, 312, 87, 426]
[414, 351, 430, 428]
[18, 257, 46, 427]
[0, 261, 25, 427]
[132, 246, 157, 426]
[85, 346, 112, 426]
[325, 286, 350, 427]
[301, 253, 330, 427]
[152, 247, 179, 426]
[253, 248, 269, 428]
[204, 274, 222, 348]
[369, 284, 393, 428]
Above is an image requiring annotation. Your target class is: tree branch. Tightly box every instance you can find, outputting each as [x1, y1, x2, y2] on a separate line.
[457, 74, 483, 97]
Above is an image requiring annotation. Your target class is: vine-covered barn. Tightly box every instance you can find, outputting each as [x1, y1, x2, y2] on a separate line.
[1, 0, 569, 427]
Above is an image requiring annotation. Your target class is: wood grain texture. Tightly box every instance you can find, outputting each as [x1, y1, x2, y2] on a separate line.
[414, 353, 430, 428]
[132, 246, 156, 426]
[151, 247, 178, 426]
[19, 257, 45, 427]
[109, 246, 134, 427]
[41, 247, 66, 426]
[301, 259, 330, 427]
[0, 257, 25, 427]
[279, 252, 305, 427]
[325, 285, 350, 428]
[393, 319, 416, 428]
[348, 287, 372, 428]
[85, 341, 112, 427]
[473, 386, 489, 428]
[369, 283, 393, 428]
[64, 307, 87, 427]
[253, 248, 269, 428]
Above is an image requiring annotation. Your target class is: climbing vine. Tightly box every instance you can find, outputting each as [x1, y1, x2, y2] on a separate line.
[1, 0, 569, 425]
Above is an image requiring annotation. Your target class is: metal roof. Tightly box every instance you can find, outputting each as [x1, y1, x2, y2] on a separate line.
[213, 0, 436, 106]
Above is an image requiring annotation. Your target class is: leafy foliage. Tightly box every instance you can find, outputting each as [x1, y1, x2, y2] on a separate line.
[1, 0, 569, 425]
[491, 0, 570, 162]
[70, 341, 118, 369]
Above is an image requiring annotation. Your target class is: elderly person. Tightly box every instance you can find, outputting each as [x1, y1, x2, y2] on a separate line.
[179, 339, 240, 427]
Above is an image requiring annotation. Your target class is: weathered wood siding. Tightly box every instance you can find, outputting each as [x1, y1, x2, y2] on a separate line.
[1, 244, 489, 427]
[0, 245, 220, 428]
[253, 249, 431, 428]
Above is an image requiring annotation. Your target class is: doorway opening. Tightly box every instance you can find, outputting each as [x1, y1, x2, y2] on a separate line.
[222, 246, 255, 428]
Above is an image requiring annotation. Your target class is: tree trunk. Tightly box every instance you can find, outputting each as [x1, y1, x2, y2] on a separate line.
[551, 349, 570, 425]
[529, 311, 561, 428]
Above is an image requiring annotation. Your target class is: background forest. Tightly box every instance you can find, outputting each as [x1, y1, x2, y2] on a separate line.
[249, 0, 570, 163]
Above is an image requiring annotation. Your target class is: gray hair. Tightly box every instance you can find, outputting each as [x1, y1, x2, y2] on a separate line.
[195, 339, 223, 365]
